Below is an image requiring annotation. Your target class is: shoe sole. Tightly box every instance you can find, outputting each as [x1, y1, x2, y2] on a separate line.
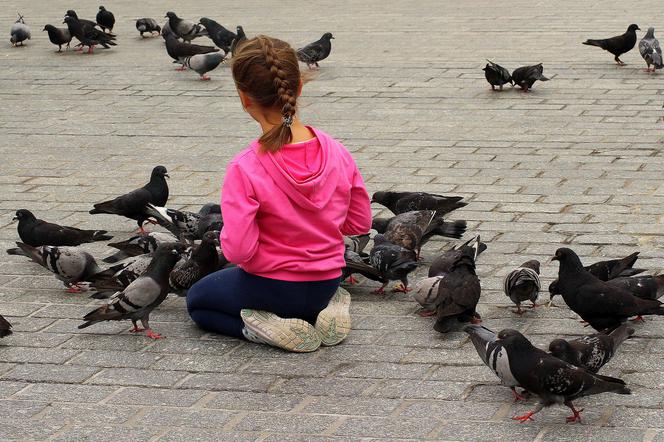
[240, 309, 321, 353]
[316, 288, 351, 346]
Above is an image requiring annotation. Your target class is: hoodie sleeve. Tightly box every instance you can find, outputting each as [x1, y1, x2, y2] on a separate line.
[220, 162, 260, 265]
[341, 164, 372, 236]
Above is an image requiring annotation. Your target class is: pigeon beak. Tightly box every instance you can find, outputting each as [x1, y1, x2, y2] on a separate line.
[551, 256, 559, 262]
[164, 173, 170, 179]
[11, 216, 18, 221]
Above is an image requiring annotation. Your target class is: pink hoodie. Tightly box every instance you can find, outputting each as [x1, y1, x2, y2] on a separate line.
[220, 127, 372, 281]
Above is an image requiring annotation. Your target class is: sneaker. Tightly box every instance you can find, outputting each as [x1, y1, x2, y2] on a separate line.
[240, 309, 321, 353]
[315, 287, 351, 346]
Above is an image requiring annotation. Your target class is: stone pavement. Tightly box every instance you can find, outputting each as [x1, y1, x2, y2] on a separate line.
[1, 0, 664, 440]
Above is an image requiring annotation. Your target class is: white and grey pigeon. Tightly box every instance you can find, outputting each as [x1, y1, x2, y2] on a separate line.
[104, 231, 178, 263]
[87, 253, 155, 298]
[144, 204, 201, 241]
[78, 244, 182, 339]
[136, 18, 161, 37]
[12, 242, 101, 293]
[639, 27, 663, 72]
[183, 52, 225, 80]
[165, 11, 207, 42]
[503, 260, 541, 315]
[10, 13, 31, 46]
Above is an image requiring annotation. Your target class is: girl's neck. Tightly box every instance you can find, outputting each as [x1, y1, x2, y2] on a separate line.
[257, 116, 314, 144]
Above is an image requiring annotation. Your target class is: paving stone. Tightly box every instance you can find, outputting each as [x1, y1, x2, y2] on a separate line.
[14, 383, 116, 403]
[105, 386, 209, 407]
[51, 426, 163, 442]
[87, 367, 189, 388]
[205, 391, 304, 412]
[157, 429, 259, 441]
[333, 416, 441, 439]
[2, 363, 99, 383]
[0, 418, 63, 440]
[234, 412, 339, 434]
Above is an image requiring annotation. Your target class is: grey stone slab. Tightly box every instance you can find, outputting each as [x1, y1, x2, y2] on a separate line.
[106, 386, 209, 407]
[0, 418, 63, 440]
[334, 416, 441, 439]
[140, 408, 238, 428]
[51, 426, 163, 442]
[205, 391, 304, 412]
[87, 367, 189, 388]
[38, 403, 140, 426]
[234, 412, 339, 434]
[180, 373, 278, 393]
[2, 363, 99, 383]
[14, 383, 116, 403]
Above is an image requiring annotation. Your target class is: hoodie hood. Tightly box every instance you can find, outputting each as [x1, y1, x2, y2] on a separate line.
[252, 126, 339, 210]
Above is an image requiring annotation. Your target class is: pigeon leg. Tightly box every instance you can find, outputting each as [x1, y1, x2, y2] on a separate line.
[630, 315, 645, 323]
[513, 304, 524, 315]
[175, 65, 187, 71]
[564, 401, 583, 423]
[469, 315, 482, 325]
[345, 275, 359, 285]
[371, 282, 388, 295]
[615, 56, 626, 66]
[417, 309, 436, 317]
[199, 74, 211, 81]
[491, 85, 495, 91]
[512, 403, 543, 423]
[75, 46, 84, 52]
[392, 282, 412, 293]
[66, 284, 83, 294]
[530, 301, 538, 309]
[87, 45, 95, 54]
[141, 318, 164, 339]
[510, 387, 527, 402]
[129, 320, 145, 333]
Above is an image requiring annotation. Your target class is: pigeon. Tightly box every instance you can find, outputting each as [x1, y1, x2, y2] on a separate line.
[165, 12, 207, 43]
[169, 231, 220, 295]
[89, 166, 169, 231]
[0, 315, 12, 338]
[43, 24, 71, 52]
[136, 18, 161, 37]
[296, 33, 334, 69]
[230, 25, 247, 56]
[496, 329, 631, 423]
[199, 17, 236, 54]
[464, 325, 526, 402]
[415, 236, 482, 333]
[503, 260, 541, 315]
[341, 233, 375, 284]
[196, 212, 223, 240]
[143, 204, 202, 241]
[182, 52, 225, 80]
[198, 202, 220, 216]
[10, 242, 101, 293]
[161, 21, 175, 39]
[605, 275, 664, 300]
[482, 59, 513, 90]
[9, 209, 111, 248]
[344, 233, 371, 254]
[103, 231, 178, 263]
[372, 210, 466, 258]
[414, 235, 485, 317]
[583, 24, 640, 66]
[95, 6, 115, 33]
[552, 247, 664, 331]
[639, 27, 664, 72]
[63, 15, 116, 54]
[371, 191, 466, 216]
[548, 324, 635, 373]
[87, 254, 154, 296]
[78, 244, 182, 339]
[368, 234, 418, 294]
[511, 64, 549, 91]
[10, 13, 31, 46]
[64, 10, 98, 31]
[164, 33, 220, 70]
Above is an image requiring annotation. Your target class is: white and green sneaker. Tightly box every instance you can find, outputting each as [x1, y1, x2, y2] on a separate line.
[240, 309, 321, 353]
[315, 288, 351, 346]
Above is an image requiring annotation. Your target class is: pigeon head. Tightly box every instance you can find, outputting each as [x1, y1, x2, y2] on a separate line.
[165, 12, 177, 19]
[496, 329, 533, 350]
[548, 279, 560, 300]
[370, 191, 396, 206]
[202, 230, 220, 245]
[373, 233, 389, 246]
[548, 338, 573, 360]
[322, 32, 334, 40]
[151, 165, 169, 179]
[521, 259, 540, 273]
[65, 10, 78, 19]
[552, 247, 584, 270]
[42, 25, 54, 32]
[63, 16, 76, 25]
[99, 6, 106, 11]
[628, 24, 640, 32]
[13, 209, 35, 222]
[645, 27, 656, 38]
[148, 244, 183, 273]
[371, 218, 390, 233]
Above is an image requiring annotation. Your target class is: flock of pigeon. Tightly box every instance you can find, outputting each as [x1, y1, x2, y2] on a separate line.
[5, 7, 664, 425]
[483, 24, 663, 91]
[9, 7, 334, 80]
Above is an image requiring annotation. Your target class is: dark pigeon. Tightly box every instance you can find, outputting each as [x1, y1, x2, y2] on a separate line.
[428, 235, 487, 277]
[183, 52, 225, 80]
[43, 24, 71, 52]
[496, 329, 630, 423]
[371, 191, 466, 216]
[639, 27, 663, 72]
[585, 252, 644, 281]
[230, 26, 247, 56]
[583, 24, 640, 65]
[553, 247, 664, 331]
[10, 13, 31, 46]
[64, 10, 98, 31]
[95, 6, 115, 33]
[511, 64, 549, 91]
[296, 32, 334, 69]
[548, 324, 634, 373]
[164, 33, 219, 70]
[78, 244, 182, 339]
[503, 260, 541, 315]
[9, 209, 111, 248]
[136, 18, 161, 37]
[103, 231, 178, 263]
[88, 253, 154, 296]
[341, 234, 381, 284]
[143, 204, 201, 241]
[605, 275, 664, 300]
[368, 234, 418, 294]
[0, 314, 12, 338]
[169, 231, 220, 295]
[198, 203, 220, 216]
[199, 17, 236, 54]
[483, 59, 513, 90]
[89, 166, 169, 231]
[63, 15, 116, 54]
[11, 242, 101, 292]
[165, 12, 207, 43]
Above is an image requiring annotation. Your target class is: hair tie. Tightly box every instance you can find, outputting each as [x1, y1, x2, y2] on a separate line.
[283, 114, 294, 127]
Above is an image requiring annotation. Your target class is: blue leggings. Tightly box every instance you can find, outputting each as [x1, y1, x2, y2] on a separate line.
[186, 266, 341, 339]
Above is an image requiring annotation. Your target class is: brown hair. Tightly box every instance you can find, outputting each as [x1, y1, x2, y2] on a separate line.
[232, 35, 301, 153]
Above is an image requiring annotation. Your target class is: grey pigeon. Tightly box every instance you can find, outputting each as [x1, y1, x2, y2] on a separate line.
[78, 244, 182, 339]
[230, 25, 247, 56]
[136, 18, 161, 37]
[88, 253, 155, 297]
[548, 324, 634, 373]
[169, 231, 220, 295]
[583, 24, 640, 65]
[103, 231, 178, 263]
[89, 166, 169, 231]
[43, 24, 71, 52]
[511, 64, 549, 91]
[639, 27, 663, 72]
[164, 33, 219, 70]
[165, 12, 207, 43]
[371, 191, 466, 216]
[0, 315, 11, 338]
[496, 329, 630, 423]
[183, 52, 225, 80]
[503, 260, 541, 315]
[96, 6, 115, 33]
[63, 15, 116, 54]
[297, 32, 334, 69]
[482, 59, 513, 90]
[9, 209, 111, 248]
[341, 233, 375, 284]
[144, 204, 201, 241]
[199, 17, 236, 54]
[368, 234, 418, 294]
[10, 13, 30, 46]
[12, 242, 101, 292]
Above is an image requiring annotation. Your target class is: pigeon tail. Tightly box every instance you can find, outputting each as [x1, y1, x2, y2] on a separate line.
[591, 373, 632, 395]
[6, 247, 27, 256]
[92, 230, 113, 241]
[428, 220, 467, 239]
[583, 39, 604, 48]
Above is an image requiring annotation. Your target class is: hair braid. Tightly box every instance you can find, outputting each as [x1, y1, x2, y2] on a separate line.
[258, 36, 297, 122]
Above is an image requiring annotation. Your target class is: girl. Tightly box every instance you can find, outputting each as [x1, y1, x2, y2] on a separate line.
[186, 35, 372, 353]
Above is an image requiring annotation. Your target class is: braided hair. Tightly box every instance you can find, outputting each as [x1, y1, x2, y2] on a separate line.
[231, 35, 301, 152]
